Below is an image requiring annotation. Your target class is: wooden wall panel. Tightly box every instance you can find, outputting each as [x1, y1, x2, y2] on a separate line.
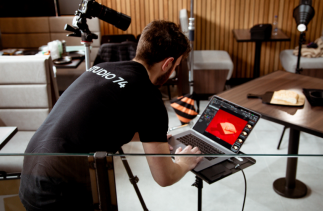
[97, 0, 323, 78]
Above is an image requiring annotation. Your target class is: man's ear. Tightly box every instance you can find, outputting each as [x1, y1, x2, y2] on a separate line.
[161, 57, 174, 72]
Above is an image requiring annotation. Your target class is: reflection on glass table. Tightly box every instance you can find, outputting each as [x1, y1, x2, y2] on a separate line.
[1, 98, 323, 211]
[0, 152, 322, 211]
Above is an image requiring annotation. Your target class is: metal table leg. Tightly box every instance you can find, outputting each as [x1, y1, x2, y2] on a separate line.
[273, 128, 307, 198]
[253, 41, 262, 78]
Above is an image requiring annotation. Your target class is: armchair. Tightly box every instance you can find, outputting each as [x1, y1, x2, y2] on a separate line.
[0, 55, 59, 173]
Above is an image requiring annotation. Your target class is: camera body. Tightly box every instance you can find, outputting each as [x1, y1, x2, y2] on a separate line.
[78, 0, 91, 15]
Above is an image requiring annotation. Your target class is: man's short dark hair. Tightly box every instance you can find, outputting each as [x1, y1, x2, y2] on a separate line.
[135, 20, 191, 68]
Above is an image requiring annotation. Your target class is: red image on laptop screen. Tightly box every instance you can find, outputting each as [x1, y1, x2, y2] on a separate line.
[205, 109, 248, 145]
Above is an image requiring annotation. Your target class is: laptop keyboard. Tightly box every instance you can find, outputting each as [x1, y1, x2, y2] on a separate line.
[176, 134, 225, 161]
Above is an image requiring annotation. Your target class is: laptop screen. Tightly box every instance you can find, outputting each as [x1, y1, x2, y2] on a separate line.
[193, 96, 260, 153]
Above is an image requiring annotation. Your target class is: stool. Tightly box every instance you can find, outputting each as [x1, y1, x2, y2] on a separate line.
[280, 50, 323, 78]
[193, 50, 233, 94]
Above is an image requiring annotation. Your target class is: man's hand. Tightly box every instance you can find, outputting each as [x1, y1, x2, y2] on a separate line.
[174, 145, 203, 171]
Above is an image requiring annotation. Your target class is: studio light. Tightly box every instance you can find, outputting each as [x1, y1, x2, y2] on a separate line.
[293, 0, 315, 32]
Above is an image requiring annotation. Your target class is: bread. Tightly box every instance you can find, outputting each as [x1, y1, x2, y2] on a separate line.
[273, 90, 299, 104]
[220, 122, 237, 134]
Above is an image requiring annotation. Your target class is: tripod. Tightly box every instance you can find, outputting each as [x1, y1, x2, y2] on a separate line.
[118, 148, 149, 211]
[65, 14, 98, 71]
[90, 150, 149, 211]
[192, 176, 203, 211]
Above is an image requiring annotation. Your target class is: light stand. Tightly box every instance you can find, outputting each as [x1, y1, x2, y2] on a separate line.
[277, 0, 316, 149]
[188, 0, 201, 113]
[292, 0, 315, 74]
[188, 1, 195, 95]
[295, 32, 305, 74]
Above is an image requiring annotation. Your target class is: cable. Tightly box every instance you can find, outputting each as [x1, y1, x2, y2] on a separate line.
[228, 159, 247, 211]
[234, 164, 247, 211]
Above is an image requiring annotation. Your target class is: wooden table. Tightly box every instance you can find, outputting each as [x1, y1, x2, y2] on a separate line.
[232, 29, 290, 78]
[217, 70, 323, 198]
[54, 46, 85, 69]
[0, 127, 17, 150]
[54, 57, 85, 69]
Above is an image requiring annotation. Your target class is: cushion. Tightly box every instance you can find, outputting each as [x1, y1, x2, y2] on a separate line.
[0, 56, 50, 84]
[193, 50, 234, 80]
[0, 85, 51, 108]
[280, 50, 323, 73]
[0, 109, 50, 131]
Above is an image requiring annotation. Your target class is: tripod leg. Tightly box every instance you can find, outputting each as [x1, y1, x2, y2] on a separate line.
[119, 148, 149, 211]
[192, 176, 203, 211]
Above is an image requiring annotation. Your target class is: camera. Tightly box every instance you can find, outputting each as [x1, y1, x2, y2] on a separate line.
[77, 0, 131, 31]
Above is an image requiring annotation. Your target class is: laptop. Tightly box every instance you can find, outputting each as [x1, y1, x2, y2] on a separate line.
[168, 95, 261, 172]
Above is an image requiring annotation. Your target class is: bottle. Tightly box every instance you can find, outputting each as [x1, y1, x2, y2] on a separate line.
[61, 40, 67, 56]
[272, 15, 278, 36]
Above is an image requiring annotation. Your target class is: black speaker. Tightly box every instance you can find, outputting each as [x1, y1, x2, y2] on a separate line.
[250, 24, 273, 40]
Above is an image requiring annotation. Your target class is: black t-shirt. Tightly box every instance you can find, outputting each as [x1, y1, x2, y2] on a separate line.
[19, 61, 169, 211]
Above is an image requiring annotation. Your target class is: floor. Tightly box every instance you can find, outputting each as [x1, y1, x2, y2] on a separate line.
[114, 89, 323, 211]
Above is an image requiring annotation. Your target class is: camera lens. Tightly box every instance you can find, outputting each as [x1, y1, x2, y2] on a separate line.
[91, 2, 131, 31]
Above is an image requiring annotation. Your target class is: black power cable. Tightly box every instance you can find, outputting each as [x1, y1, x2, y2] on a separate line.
[228, 159, 247, 211]
[234, 164, 247, 211]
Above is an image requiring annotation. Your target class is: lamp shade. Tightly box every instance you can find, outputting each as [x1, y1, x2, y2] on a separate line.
[293, 4, 315, 32]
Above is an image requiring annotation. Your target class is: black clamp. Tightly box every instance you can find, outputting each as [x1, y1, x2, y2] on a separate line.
[129, 175, 139, 184]
[64, 14, 98, 43]
[192, 176, 203, 189]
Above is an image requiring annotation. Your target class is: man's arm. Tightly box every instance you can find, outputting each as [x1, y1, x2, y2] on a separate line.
[142, 142, 203, 187]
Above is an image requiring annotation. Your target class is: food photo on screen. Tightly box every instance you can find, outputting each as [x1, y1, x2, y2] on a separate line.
[205, 109, 248, 145]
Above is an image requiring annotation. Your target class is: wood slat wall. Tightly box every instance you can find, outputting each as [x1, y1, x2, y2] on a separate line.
[97, 0, 323, 78]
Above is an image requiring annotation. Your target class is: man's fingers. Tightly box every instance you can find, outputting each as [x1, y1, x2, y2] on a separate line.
[175, 147, 182, 154]
[191, 146, 201, 154]
[167, 134, 172, 139]
[184, 145, 192, 151]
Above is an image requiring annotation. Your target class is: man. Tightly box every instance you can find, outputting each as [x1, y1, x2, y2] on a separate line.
[19, 20, 203, 211]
